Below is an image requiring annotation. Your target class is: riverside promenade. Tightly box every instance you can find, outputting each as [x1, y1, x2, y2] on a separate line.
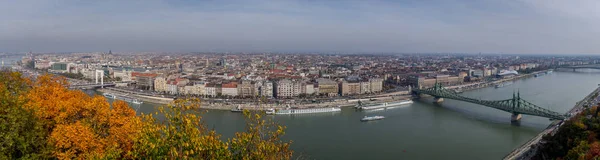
[99, 87, 413, 111]
[98, 88, 174, 104]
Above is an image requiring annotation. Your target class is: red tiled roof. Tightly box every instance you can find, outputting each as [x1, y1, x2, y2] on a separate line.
[132, 72, 157, 78]
[222, 83, 237, 88]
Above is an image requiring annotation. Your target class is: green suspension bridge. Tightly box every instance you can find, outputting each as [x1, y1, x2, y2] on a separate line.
[412, 83, 566, 120]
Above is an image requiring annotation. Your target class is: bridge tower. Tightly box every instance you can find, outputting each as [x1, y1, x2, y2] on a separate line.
[433, 82, 444, 103]
[95, 70, 104, 88]
[511, 91, 522, 122]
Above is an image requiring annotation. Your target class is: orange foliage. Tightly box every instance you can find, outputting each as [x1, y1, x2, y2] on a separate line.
[586, 142, 600, 159]
[108, 101, 142, 154]
[22, 74, 141, 159]
[50, 122, 106, 159]
[23, 74, 86, 125]
[4, 73, 292, 159]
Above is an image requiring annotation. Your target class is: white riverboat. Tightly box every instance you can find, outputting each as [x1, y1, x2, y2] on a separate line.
[132, 99, 143, 105]
[266, 106, 341, 115]
[495, 81, 513, 88]
[357, 100, 413, 110]
[361, 116, 385, 121]
[103, 93, 115, 99]
[231, 105, 243, 112]
[115, 96, 143, 105]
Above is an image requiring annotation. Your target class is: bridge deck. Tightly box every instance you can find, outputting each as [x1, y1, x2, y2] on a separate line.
[413, 83, 565, 120]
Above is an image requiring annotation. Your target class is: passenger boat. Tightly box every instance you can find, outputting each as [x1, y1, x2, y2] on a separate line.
[266, 106, 341, 115]
[361, 116, 385, 121]
[495, 82, 513, 88]
[115, 96, 143, 104]
[357, 100, 413, 110]
[364, 108, 385, 112]
[231, 105, 243, 112]
[103, 93, 115, 99]
[132, 99, 143, 105]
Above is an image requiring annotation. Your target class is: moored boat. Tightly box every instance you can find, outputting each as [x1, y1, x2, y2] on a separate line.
[103, 93, 115, 99]
[357, 100, 413, 110]
[495, 82, 513, 88]
[495, 84, 503, 88]
[115, 96, 143, 104]
[231, 105, 243, 112]
[361, 115, 385, 121]
[266, 106, 341, 115]
[132, 99, 143, 105]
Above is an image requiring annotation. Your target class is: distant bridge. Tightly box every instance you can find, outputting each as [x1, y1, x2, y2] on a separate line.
[557, 65, 600, 71]
[413, 83, 566, 121]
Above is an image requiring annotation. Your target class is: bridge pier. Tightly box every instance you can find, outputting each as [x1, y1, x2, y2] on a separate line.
[412, 92, 421, 99]
[433, 97, 444, 103]
[511, 113, 522, 122]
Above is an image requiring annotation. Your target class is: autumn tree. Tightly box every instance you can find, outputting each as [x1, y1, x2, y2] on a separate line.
[23, 74, 142, 159]
[0, 70, 51, 159]
[228, 110, 293, 160]
[586, 142, 600, 159]
[565, 141, 590, 160]
[132, 98, 293, 159]
[131, 98, 230, 159]
[1, 71, 294, 159]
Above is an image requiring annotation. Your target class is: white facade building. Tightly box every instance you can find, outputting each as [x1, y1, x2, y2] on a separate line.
[205, 84, 217, 97]
[360, 81, 371, 94]
[276, 79, 294, 98]
[222, 86, 238, 96]
[154, 77, 167, 92]
[261, 81, 273, 97]
[370, 78, 383, 93]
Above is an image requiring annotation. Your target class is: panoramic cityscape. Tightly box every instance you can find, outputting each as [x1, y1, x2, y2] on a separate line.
[3, 1, 600, 160]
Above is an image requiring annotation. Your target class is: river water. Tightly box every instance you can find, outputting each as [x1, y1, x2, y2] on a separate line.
[95, 70, 600, 159]
[1, 56, 21, 67]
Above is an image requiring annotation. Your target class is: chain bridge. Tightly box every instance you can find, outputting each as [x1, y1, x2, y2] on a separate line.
[413, 83, 566, 120]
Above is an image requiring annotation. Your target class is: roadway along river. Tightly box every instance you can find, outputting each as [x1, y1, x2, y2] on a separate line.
[95, 70, 600, 160]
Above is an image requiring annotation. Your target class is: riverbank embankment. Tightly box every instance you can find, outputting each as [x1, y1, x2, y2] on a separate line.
[447, 70, 549, 93]
[98, 87, 413, 111]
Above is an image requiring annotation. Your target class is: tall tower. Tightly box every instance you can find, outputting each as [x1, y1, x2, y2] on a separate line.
[175, 61, 182, 73]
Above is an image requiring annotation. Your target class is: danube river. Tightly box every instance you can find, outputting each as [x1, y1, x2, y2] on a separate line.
[95, 71, 600, 159]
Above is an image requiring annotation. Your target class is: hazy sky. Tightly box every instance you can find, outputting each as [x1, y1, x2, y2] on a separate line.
[1, 0, 599, 54]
